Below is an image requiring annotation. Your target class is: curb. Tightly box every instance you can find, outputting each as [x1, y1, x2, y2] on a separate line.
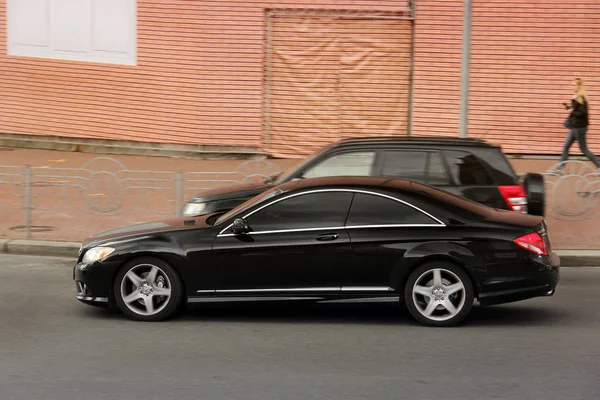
[0, 239, 599, 267]
[552, 251, 600, 267]
[0, 133, 266, 160]
[0, 239, 80, 258]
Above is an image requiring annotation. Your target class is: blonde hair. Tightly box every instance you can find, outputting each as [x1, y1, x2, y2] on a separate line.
[574, 78, 588, 104]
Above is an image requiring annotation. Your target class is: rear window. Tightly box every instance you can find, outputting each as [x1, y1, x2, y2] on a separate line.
[443, 150, 494, 185]
[346, 193, 438, 226]
[472, 148, 518, 185]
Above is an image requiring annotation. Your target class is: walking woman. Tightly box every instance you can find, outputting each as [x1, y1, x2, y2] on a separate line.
[556, 78, 600, 171]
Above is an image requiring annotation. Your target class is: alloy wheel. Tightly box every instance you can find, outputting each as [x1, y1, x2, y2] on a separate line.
[120, 264, 172, 316]
[411, 268, 467, 322]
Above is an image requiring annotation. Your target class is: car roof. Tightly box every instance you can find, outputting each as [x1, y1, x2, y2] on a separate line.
[333, 135, 496, 149]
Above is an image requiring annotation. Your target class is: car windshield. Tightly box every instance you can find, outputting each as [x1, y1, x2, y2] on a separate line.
[215, 187, 284, 225]
[273, 146, 332, 184]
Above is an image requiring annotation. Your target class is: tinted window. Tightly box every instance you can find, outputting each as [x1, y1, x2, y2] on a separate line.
[444, 150, 494, 185]
[246, 192, 353, 231]
[302, 152, 375, 179]
[216, 187, 283, 225]
[346, 193, 438, 226]
[473, 148, 517, 185]
[381, 151, 450, 185]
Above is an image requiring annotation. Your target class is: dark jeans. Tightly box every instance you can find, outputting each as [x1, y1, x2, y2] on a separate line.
[559, 127, 600, 168]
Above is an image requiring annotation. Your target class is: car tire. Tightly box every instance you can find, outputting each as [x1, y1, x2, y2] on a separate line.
[404, 262, 474, 327]
[523, 172, 545, 216]
[114, 257, 183, 322]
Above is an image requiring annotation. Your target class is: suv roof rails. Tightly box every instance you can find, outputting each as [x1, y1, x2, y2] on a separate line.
[339, 135, 490, 146]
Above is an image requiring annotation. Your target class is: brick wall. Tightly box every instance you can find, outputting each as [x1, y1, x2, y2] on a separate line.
[468, 0, 600, 154]
[1, 0, 599, 156]
[0, 0, 405, 151]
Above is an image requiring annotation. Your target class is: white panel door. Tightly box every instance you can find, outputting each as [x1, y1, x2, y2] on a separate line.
[7, 0, 49, 47]
[52, 0, 91, 53]
[92, 0, 135, 54]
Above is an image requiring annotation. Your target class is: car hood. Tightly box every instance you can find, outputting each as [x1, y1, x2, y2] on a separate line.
[190, 182, 273, 203]
[82, 215, 212, 248]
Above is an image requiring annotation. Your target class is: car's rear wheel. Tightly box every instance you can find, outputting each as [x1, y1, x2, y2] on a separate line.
[114, 257, 183, 322]
[404, 262, 474, 327]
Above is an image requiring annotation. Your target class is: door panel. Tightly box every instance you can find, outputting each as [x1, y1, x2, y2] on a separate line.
[208, 190, 355, 293]
[268, 14, 412, 158]
[211, 229, 351, 291]
[346, 227, 412, 288]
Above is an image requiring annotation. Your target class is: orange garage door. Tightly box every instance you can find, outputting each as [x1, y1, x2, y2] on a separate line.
[266, 11, 413, 158]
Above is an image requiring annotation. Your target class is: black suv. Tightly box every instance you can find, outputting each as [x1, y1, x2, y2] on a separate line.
[181, 136, 545, 217]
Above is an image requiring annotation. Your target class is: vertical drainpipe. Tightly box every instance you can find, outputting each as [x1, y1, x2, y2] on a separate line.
[265, 11, 274, 153]
[459, 0, 472, 138]
[407, 0, 416, 136]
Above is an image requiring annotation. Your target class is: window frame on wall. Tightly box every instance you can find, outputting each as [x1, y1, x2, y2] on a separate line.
[6, 0, 137, 66]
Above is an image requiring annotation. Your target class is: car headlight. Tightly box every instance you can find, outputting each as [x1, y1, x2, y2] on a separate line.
[82, 247, 115, 264]
[182, 202, 206, 216]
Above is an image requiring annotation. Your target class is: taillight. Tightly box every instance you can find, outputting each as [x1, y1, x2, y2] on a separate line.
[499, 185, 528, 213]
[513, 232, 548, 256]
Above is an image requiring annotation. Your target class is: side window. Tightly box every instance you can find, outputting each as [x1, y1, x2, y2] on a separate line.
[246, 192, 353, 232]
[346, 193, 438, 226]
[302, 152, 375, 179]
[444, 151, 494, 185]
[380, 151, 450, 185]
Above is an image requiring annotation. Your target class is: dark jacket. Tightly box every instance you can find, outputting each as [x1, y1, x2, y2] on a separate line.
[570, 98, 589, 128]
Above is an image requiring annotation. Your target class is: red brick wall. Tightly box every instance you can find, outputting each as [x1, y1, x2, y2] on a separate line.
[469, 0, 600, 154]
[412, 0, 463, 138]
[0, 0, 405, 150]
[1, 0, 599, 156]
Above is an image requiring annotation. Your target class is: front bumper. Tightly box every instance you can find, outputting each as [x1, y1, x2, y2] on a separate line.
[478, 251, 560, 306]
[75, 280, 109, 306]
[73, 260, 118, 307]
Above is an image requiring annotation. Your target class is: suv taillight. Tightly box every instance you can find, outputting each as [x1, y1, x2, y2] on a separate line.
[513, 232, 548, 256]
[499, 185, 528, 213]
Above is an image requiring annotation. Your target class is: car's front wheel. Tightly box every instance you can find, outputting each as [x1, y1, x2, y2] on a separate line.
[404, 262, 474, 327]
[114, 257, 183, 322]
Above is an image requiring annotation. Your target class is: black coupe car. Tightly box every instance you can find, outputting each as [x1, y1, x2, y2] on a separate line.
[74, 176, 559, 327]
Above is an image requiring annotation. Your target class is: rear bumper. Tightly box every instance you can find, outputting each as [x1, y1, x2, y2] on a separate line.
[478, 251, 560, 306]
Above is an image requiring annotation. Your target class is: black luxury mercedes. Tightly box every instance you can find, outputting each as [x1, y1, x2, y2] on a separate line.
[74, 176, 560, 327]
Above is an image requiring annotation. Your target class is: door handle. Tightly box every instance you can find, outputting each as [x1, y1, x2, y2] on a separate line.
[316, 233, 339, 242]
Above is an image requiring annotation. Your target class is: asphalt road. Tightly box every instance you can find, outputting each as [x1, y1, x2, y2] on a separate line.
[0, 254, 599, 400]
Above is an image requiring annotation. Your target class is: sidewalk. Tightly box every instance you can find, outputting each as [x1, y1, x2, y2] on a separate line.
[1, 146, 599, 254]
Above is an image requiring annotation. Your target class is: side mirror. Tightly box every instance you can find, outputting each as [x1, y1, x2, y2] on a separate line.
[231, 218, 250, 235]
[523, 173, 545, 216]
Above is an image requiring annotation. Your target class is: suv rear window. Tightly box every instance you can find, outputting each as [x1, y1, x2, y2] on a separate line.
[380, 150, 450, 185]
[443, 150, 494, 185]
